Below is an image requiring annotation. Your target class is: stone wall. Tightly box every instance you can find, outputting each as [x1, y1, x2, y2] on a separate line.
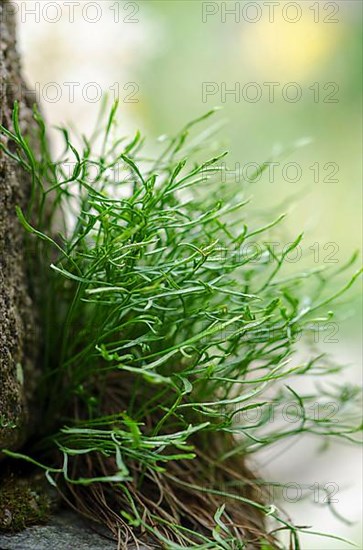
[0, 0, 39, 451]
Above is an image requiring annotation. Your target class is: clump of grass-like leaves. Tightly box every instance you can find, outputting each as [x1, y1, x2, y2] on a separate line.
[1, 101, 361, 549]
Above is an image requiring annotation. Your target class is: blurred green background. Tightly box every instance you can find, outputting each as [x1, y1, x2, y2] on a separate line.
[17, 1, 362, 548]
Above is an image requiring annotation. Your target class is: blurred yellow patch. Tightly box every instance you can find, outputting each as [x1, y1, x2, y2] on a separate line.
[241, 10, 343, 80]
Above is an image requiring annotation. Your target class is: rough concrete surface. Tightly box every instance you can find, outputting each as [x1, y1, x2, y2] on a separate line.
[0, 510, 151, 550]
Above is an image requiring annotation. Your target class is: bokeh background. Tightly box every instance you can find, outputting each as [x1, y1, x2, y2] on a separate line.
[14, 1, 362, 548]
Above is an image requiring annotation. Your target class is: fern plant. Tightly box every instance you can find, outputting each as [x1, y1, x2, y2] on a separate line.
[1, 101, 361, 549]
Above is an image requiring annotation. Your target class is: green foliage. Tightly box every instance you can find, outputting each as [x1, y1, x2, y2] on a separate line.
[1, 101, 361, 549]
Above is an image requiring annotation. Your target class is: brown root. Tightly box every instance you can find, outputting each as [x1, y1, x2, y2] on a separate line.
[50, 372, 277, 549]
